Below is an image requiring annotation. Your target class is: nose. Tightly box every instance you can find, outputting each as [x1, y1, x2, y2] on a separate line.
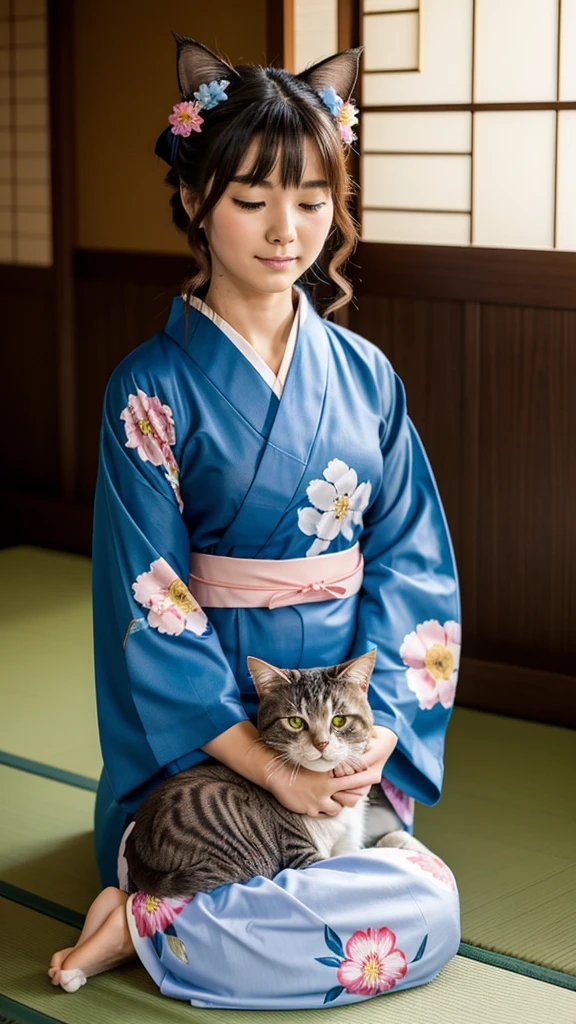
[266, 209, 296, 246]
[315, 740, 329, 751]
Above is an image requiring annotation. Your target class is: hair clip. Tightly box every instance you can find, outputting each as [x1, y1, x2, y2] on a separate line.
[316, 85, 359, 144]
[168, 78, 230, 138]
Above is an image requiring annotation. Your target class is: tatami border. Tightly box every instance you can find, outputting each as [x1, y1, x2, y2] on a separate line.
[0, 993, 65, 1024]
[2, 751, 575, 993]
[0, 752, 98, 793]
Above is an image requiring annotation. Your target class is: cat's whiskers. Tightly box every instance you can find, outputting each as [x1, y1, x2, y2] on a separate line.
[263, 753, 293, 783]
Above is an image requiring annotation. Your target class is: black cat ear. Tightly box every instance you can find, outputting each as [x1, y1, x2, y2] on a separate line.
[172, 32, 241, 99]
[296, 47, 363, 102]
[333, 649, 377, 693]
[247, 656, 293, 697]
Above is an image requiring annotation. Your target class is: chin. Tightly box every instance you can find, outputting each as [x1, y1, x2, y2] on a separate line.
[301, 756, 340, 773]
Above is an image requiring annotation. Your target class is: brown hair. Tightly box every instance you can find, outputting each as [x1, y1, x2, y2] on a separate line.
[159, 39, 362, 327]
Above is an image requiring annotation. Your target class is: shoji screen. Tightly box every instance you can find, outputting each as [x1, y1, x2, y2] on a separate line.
[361, 0, 576, 250]
[0, 0, 51, 265]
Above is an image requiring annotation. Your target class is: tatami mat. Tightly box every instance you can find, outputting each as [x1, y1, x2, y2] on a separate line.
[1, 543, 576, 1006]
[2, 900, 575, 1024]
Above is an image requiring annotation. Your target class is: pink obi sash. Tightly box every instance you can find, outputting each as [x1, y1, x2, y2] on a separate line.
[189, 543, 364, 610]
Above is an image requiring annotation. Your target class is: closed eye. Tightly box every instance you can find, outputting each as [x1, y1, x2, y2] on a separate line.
[233, 199, 326, 211]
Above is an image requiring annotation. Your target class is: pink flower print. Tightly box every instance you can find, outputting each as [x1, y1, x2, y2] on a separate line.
[132, 557, 209, 637]
[131, 892, 193, 939]
[399, 619, 461, 710]
[336, 927, 407, 996]
[405, 852, 457, 892]
[168, 100, 204, 137]
[381, 778, 415, 828]
[120, 388, 183, 512]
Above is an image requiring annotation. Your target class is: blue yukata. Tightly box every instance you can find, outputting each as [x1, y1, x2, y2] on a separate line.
[92, 284, 462, 1009]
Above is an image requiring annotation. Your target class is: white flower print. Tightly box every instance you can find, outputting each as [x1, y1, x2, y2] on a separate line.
[298, 458, 372, 557]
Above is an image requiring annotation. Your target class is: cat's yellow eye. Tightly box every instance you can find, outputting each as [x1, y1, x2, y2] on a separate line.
[332, 716, 347, 728]
[287, 717, 303, 729]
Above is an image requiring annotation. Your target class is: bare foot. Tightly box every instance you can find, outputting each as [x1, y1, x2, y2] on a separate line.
[48, 887, 132, 990]
[49, 902, 137, 992]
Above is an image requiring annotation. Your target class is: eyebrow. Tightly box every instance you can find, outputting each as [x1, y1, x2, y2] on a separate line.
[231, 175, 330, 189]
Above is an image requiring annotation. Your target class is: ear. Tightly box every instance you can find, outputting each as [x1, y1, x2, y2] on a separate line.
[247, 656, 293, 698]
[296, 47, 363, 102]
[333, 648, 377, 694]
[172, 32, 241, 99]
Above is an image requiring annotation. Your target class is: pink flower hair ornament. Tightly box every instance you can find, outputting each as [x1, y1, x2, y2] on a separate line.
[156, 77, 359, 165]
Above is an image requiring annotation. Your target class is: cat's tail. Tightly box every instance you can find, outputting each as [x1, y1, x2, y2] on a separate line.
[124, 828, 199, 901]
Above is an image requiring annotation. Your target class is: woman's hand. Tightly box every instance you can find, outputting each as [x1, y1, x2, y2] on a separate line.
[264, 726, 398, 816]
[330, 725, 398, 808]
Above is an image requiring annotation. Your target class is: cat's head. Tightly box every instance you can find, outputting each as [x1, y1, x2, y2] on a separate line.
[247, 650, 376, 773]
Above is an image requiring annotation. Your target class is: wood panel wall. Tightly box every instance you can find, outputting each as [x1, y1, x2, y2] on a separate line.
[2, 244, 575, 727]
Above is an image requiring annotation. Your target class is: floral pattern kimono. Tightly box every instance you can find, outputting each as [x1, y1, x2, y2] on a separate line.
[92, 284, 461, 1008]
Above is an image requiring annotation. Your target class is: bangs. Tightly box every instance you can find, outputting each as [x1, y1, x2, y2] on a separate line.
[207, 100, 337, 196]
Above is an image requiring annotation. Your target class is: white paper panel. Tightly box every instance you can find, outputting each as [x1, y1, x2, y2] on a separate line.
[362, 210, 470, 244]
[14, 16, 46, 45]
[362, 154, 471, 210]
[473, 112, 556, 248]
[16, 235, 51, 264]
[15, 74, 49, 101]
[16, 181, 50, 207]
[14, 47, 46, 73]
[364, 12, 419, 72]
[556, 111, 576, 250]
[294, 0, 337, 73]
[363, 0, 473, 105]
[475, 0, 558, 103]
[15, 102, 48, 128]
[363, 112, 472, 152]
[559, 0, 576, 100]
[364, 0, 418, 10]
[16, 127, 48, 152]
[17, 153, 50, 179]
[0, 237, 14, 261]
[16, 208, 50, 233]
[16, 0, 46, 13]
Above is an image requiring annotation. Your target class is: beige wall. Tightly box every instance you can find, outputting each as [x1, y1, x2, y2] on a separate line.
[73, 1, 267, 252]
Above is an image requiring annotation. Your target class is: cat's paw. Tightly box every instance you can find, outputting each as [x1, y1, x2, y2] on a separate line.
[331, 760, 366, 778]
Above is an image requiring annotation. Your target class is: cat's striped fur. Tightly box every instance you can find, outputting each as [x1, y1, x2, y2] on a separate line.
[125, 651, 376, 898]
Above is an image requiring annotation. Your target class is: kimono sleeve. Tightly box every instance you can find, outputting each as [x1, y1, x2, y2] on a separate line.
[92, 367, 250, 812]
[353, 357, 462, 807]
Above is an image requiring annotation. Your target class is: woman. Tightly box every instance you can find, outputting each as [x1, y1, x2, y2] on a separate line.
[48, 35, 461, 1008]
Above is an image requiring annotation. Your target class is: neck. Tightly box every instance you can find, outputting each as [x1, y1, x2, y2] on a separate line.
[202, 278, 298, 359]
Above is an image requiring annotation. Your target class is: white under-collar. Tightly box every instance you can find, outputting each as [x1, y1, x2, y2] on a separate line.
[183, 286, 307, 398]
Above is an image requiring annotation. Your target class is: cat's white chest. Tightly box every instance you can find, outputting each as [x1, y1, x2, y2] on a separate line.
[301, 796, 367, 860]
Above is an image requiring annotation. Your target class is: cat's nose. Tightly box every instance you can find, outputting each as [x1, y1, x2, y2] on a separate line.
[315, 741, 329, 751]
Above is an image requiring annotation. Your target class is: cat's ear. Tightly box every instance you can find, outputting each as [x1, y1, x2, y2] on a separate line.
[247, 657, 293, 697]
[296, 47, 363, 102]
[333, 649, 377, 693]
[172, 32, 240, 99]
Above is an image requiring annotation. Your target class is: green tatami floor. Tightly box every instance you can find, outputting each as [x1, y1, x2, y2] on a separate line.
[1, 545, 575, 1023]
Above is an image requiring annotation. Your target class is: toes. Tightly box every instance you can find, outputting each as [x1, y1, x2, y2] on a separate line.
[49, 947, 74, 970]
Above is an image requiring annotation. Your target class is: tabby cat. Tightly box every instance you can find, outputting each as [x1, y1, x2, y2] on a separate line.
[124, 649, 376, 898]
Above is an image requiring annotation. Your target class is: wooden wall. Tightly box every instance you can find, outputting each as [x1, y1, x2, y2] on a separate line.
[3, 243, 575, 728]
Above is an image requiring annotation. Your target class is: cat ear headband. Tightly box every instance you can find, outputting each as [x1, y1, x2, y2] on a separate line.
[155, 34, 363, 166]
